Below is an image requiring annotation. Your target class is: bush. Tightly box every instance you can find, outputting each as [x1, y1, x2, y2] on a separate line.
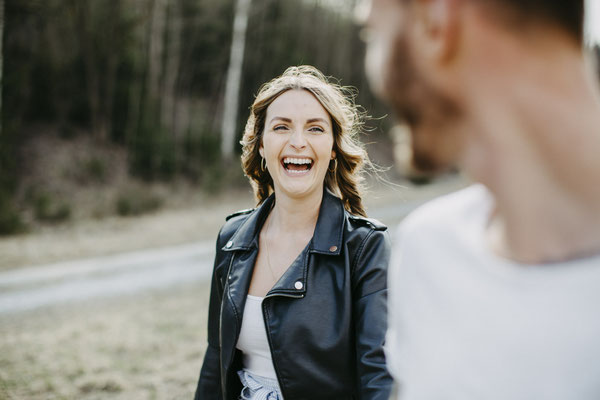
[33, 193, 72, 223]
[84, 157, 107, 183]
[115, 189, 163, 217]
[0, 195, 27, 235]
[64, 157, 108, 185]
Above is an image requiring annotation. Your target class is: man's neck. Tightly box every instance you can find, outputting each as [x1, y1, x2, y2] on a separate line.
[462, 47, 600, 264]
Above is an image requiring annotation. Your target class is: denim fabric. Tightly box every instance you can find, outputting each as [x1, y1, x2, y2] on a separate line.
[237, 369, 282, 400]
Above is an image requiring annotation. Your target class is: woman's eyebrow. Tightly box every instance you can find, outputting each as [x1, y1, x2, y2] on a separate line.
[306, 118, 330, 126]
[269, 117, 292, 124]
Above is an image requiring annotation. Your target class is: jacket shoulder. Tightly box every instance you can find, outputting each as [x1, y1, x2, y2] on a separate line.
[345, 212, 391, 297]
[225, 208, 254, 221]
[347, 214, 388, 232]
[217, 208, 254, 246]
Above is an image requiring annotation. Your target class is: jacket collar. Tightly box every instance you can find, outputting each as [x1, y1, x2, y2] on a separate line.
[223, 187, 344, 256]
[309, 188, 344, 255]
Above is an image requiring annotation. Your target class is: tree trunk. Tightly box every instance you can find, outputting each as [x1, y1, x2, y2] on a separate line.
[76, 2, 103, 140]
[148, 0, 167, 104]
[0, 0, 3, 138]
[162, 0, 182, 170]
[102, 0, 121, 142]
[221, 0, 251, 160]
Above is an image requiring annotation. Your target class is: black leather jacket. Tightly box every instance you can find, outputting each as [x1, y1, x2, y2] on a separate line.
[194, 189, 392, 400]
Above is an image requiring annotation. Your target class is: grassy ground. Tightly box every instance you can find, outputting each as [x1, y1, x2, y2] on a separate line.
[0, 187, 255, 271]
[0, 282, 210, 400]
[0, 173, 469, 400]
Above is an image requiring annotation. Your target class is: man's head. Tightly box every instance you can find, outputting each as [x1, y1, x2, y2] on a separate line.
[359, 0, 584, 173]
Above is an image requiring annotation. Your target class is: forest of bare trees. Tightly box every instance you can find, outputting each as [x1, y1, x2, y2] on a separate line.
[0, 0, 392, 234]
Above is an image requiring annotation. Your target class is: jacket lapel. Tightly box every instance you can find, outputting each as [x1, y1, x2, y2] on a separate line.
[267, 189, 345, 297]
[222, 188, 345, 306]
[222, 195, 273, 327]
[310, 189, 344, 255]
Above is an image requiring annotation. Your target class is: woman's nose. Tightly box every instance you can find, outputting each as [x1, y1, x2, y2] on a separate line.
[289, 129, 307, 149]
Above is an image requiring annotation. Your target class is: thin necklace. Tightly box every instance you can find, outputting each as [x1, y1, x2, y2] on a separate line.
[263, 214, 279, 282]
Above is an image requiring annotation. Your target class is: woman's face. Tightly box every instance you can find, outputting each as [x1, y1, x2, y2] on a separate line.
[260, 89, 335, 202]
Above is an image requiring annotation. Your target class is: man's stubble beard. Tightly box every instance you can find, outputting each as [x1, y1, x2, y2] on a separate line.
[385, 34, 463, 174]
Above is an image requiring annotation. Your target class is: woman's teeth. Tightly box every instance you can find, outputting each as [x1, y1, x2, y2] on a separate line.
[282, 157, 313, 172]
[283, 157, 312, 165]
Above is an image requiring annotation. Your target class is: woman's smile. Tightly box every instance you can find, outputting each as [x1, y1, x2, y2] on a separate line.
[281, 157, 314, 175]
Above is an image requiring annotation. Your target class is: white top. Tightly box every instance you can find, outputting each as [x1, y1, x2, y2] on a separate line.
[236, 295, 278, 380]
[386, 184, 600, 400]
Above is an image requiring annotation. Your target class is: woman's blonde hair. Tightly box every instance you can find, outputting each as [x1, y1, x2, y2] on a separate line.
[241, 65, 372, 217]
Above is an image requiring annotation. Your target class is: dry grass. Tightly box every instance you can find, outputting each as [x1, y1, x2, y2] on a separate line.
[1, 130, 255, 270]
[0, 170, 470, 400]
[0, 282, 210, 400]
[0, 188, 254, 270]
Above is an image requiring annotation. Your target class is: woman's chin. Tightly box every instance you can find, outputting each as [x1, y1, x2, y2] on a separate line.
[274, 182, 323, 201]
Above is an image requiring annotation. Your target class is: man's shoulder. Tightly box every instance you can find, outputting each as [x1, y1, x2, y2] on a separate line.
[400, 183, 490, 235]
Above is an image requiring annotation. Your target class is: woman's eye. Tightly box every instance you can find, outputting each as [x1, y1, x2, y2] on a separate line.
[273, 125, 288, 131]
[309, 126, 325, 133]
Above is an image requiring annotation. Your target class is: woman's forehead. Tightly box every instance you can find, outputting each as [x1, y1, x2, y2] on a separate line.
[266, 90, 331, 122]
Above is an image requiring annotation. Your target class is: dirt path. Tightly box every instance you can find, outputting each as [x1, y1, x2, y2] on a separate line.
[0, 174, 468, 271]
[0, 242, 214, 314]
[0, 175, 469, 315]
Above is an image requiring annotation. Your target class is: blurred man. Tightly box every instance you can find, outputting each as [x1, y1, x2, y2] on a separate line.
[359, 0, 600, 398]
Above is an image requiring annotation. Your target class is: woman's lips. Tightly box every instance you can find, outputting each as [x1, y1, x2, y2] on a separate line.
[281, 157, 314, 173]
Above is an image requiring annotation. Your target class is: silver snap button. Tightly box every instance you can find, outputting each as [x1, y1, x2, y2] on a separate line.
[229, 275, 232, 280]
[225, 241, 233, 248]
[294, 281, 303, 290]
[329, 245, 337, 252]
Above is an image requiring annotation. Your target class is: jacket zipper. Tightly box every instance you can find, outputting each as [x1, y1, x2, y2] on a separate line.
[261, 250, 310, 397]
[224, 252, 304, 396]
[262, 291, 304, 398]
[221, 252, 237, 396]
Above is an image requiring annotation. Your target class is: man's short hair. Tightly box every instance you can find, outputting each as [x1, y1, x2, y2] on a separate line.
[478, 0, 584, 43]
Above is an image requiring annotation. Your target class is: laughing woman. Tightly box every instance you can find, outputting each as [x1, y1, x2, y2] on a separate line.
[194, 66, 392, 400]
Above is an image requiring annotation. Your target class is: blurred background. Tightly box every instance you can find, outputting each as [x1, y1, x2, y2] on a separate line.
[0, 0, 598, 399]
[0, 0, 394, 238]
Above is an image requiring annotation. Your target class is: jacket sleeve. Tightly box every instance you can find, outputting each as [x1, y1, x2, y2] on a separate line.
[351, 228, 394, 400]
[194, 228, 227, 400]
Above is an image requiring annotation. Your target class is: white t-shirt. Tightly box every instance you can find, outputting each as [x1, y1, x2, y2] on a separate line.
[386, 184, 600, 400]
[236, 295, 279, 380]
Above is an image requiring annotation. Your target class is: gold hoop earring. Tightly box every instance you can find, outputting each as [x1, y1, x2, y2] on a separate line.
[261, 157, 266, 172]
[328, 158, 337, 173]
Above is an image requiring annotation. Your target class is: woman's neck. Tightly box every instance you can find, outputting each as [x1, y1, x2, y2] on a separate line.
[268, 190, 323, 238]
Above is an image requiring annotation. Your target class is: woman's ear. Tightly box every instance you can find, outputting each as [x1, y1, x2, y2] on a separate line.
[259, 146, 264, 158]
[331, 150, 336, 160]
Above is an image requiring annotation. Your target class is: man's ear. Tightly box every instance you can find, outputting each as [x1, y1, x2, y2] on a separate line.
[414, 0, 460, 63]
